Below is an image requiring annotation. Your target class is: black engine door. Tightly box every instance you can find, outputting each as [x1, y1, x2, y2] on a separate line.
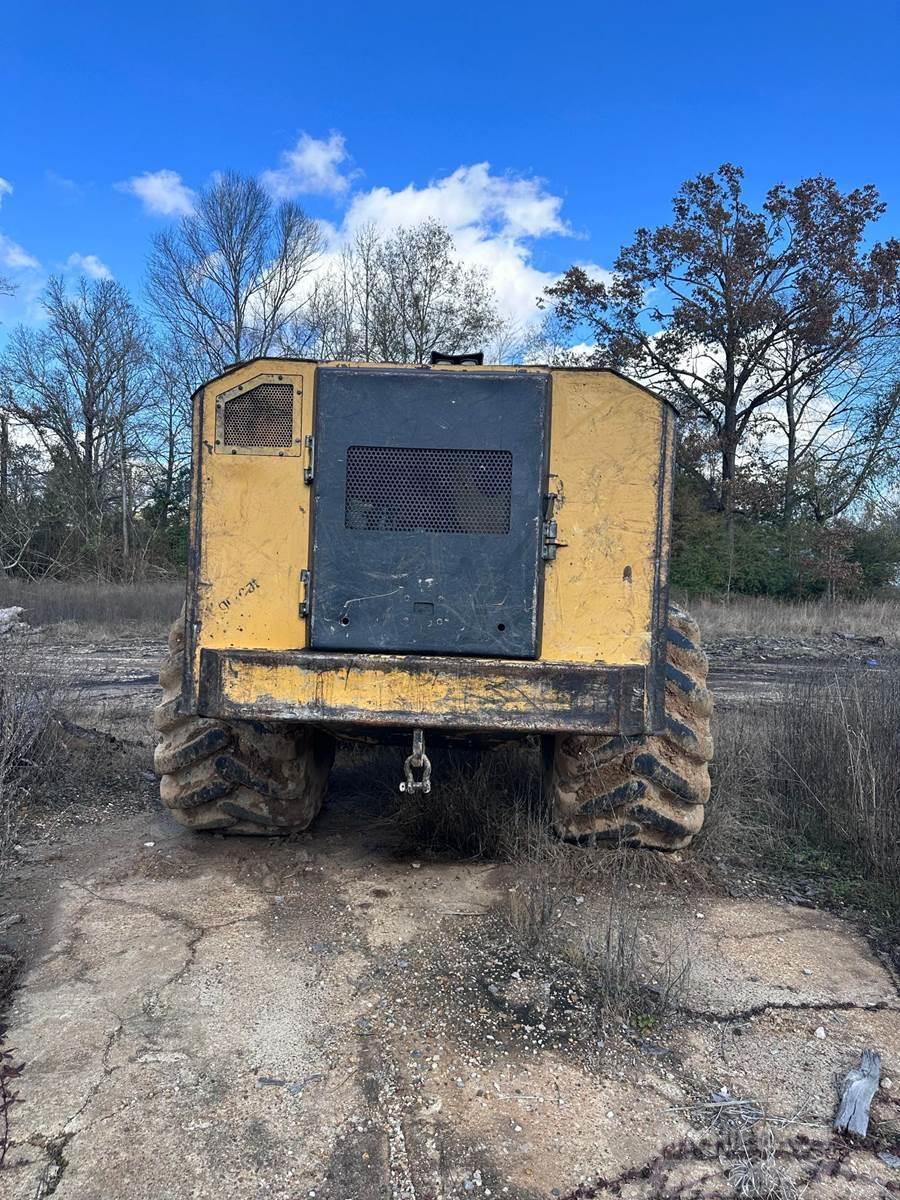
[308, 366, 550, 658]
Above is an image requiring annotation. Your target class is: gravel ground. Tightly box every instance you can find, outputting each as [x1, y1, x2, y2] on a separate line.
[1, 620, 899, 1197]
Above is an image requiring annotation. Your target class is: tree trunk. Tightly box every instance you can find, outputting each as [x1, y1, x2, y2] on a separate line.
[162, 417, 175, 528]
[783, 413, 798, 525]
[0, 413, 8, 511]
[120, 433, 130, 567]
[721, 425, 738, 601]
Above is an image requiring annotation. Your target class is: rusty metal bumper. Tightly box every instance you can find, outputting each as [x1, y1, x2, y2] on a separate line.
[195, 648, 648, 736]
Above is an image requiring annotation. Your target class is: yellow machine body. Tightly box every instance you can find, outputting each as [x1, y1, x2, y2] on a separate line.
[183, 359, 674, 737]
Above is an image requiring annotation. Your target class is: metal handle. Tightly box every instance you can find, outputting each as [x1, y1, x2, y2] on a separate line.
[303, 435, 316, 484]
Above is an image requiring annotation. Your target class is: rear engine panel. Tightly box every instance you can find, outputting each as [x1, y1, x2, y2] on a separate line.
[184, 359, 674, 736]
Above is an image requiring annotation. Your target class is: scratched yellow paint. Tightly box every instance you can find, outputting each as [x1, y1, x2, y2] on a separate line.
[218, 656, 587, 723]
[192, 362, 314, 692]
[541, 370, 669, 665]
[189, 358, 672, 712]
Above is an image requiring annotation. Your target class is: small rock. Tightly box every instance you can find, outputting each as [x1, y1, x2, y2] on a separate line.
[879, 1151, 900, 1169]
[411, 862, 421, 870]
[814, 1026, 826, 1039]
[143, 841, 155, 848]
[639, 1040, 668, 1056]
[695, 912, 705, 919]
[882, 1077, 893, 1090]
[802, 968, 813, 976]
[0, 606, 26, 636]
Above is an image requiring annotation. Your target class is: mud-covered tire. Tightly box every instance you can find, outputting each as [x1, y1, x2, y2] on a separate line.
[153, 611, 334, 834]
[548, 604, 713, 851]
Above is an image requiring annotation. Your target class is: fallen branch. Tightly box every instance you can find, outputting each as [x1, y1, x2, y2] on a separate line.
[834, 1049, 881, 1137]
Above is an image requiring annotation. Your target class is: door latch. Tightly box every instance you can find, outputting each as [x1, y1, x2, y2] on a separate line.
[299, 568, 311, 617]
[541, 493, 567, 560]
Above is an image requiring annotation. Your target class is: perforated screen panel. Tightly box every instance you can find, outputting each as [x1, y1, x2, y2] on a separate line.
[222, 383, 292, 447]
[344, 446, 512, 535]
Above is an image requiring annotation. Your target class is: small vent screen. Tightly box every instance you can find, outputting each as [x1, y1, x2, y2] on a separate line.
[345, 446, 512, 535]
[222, 383, 292, 447]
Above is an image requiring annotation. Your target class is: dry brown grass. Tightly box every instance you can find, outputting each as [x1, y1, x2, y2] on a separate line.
[770, 673, 900, 887]
[708, 671, 900, 911]
[386, 741, 693, 1022]
[697, 704, 779, 863]
[387, 740, 547, 859]
[0, 578, 183, 636]
[687, 594, 900, 642]
[0, 639, 71, 875]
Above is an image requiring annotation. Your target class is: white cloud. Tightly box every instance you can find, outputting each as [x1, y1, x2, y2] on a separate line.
[261, 132, 353, 199]
[344, 162, 568, 241]
[0, 233, 40, 270]
[46, 170, 81, 195]
[65, 252, 113, 280]
[317, 160, 578, 328]
[0, 178, 12, 207]
[117, 169, 196, 216]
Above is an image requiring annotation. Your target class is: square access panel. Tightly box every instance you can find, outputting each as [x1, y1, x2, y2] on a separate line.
[308, 367, 550, 658]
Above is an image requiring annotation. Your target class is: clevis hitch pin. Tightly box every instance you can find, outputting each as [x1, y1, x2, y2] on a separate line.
[399, 728, 432, 795]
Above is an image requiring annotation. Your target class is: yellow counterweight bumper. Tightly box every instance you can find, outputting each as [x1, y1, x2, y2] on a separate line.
[194, 648, 649, 736]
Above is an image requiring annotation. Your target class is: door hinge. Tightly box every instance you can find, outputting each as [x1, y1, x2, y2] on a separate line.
[299, 568, 311, 617]
[303, 434, 316, 484]
[542, 519, 563, 560]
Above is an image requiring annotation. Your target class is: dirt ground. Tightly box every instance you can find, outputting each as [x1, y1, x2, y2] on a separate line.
[2, 628, 900, 1199]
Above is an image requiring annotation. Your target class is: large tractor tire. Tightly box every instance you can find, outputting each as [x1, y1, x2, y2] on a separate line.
[153, 613, 334, 834]
[548, 604, 713, 851]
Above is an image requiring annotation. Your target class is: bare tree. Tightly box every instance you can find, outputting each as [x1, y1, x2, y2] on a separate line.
[0, 407, 43, 575]
[138, 338, 194, 528]
[375, 221, 500, 361]
[1, 276, 149, 575]
[290, 220, 501, 363]
[757, 334, 900, 524]
[148, 172, 322, 377]
[0, 275, 15, 299]
[547, 166, 900, 560]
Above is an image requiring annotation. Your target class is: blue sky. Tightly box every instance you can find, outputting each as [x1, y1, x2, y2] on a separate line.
[2, 0, 900, 333]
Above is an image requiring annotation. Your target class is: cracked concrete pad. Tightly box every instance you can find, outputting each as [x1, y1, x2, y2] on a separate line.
[4, 860, 367, 1200]
[6, 881, 204, 1138]
[406, 1052, 697, 1194]
[662, 899, 898, 1016]
[679, 1005, 900, 1132]
[3, 801, 900, 1200]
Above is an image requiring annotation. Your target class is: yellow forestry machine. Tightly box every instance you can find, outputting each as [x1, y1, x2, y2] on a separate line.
[154, 354, 712, 849]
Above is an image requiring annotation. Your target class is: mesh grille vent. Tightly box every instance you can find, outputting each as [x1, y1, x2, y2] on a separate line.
[222, 383, 293, 447]
[345, 446, 512, 535]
